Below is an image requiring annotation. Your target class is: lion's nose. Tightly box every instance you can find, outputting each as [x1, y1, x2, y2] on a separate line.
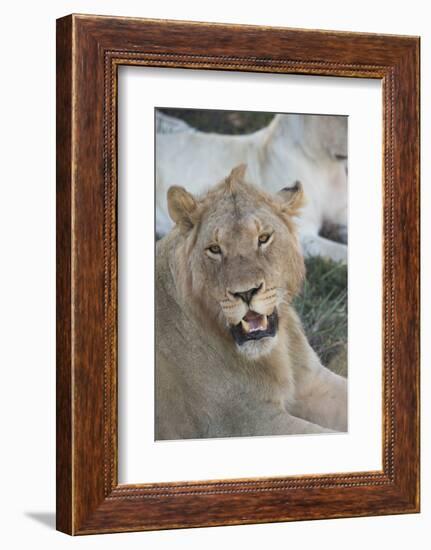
[231, 283, 263, 305]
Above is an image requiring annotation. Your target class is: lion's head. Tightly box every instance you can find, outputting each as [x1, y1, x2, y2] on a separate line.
[167, 164, 305, 360]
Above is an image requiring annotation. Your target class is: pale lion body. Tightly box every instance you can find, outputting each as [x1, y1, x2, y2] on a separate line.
[156, 113, 348, 262]
[155, 166, 347, 439]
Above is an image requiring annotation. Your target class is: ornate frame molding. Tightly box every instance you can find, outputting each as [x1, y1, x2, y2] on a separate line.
[57, 14, 419, 534]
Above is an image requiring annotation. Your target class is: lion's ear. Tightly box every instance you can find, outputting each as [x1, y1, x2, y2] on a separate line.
[277, 181, 306, 216]
[167, 186, 198, 231]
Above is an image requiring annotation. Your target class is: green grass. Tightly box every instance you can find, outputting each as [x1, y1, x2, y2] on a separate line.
[294, 257, 348, 376]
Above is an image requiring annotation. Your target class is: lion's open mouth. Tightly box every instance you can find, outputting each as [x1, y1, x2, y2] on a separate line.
[230, 309, 278, 346]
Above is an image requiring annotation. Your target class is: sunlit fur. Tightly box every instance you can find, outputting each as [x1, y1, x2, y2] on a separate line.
[155, 165, 347, 440]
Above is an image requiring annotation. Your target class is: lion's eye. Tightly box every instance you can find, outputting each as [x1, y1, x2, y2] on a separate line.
[208, 244, 222, 255]
[258, 233, 271, 245]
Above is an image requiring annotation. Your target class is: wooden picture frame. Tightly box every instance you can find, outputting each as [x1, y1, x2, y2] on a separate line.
[56, 14, 420, 535]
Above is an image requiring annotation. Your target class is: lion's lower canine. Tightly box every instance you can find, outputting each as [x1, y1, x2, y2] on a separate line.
[155, 165, 347, 440]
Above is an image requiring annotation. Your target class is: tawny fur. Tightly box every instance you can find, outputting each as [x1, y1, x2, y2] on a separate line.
[155, 166, 347, 440]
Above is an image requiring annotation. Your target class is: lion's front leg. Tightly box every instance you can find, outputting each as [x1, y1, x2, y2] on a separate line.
[230, 402, 333, 437]
[290, 363, 347, 432]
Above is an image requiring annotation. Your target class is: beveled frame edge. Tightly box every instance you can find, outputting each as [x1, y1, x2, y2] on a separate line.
[56, 14, 420, 535]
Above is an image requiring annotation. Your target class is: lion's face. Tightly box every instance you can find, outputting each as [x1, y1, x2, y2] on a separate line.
[167, 165, 305, 360]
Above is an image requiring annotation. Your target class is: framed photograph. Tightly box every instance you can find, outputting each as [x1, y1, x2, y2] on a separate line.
[56, 14, 420, 535]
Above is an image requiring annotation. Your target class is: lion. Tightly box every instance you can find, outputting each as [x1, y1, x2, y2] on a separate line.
[155, 164, 347, 440]
[155, 112, 348, 262]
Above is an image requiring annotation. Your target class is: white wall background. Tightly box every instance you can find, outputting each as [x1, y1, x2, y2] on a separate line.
[0, 0, 427, 548]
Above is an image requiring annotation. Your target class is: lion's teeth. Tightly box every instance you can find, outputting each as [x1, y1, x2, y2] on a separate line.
[241, 319, 251, 333]
[241, 315, 268, 333]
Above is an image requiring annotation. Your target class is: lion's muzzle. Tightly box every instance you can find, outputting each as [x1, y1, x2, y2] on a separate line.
[219, 282, 279, 347]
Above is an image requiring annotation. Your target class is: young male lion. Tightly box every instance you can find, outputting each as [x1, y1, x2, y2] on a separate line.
[155, 164, 347, 440]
